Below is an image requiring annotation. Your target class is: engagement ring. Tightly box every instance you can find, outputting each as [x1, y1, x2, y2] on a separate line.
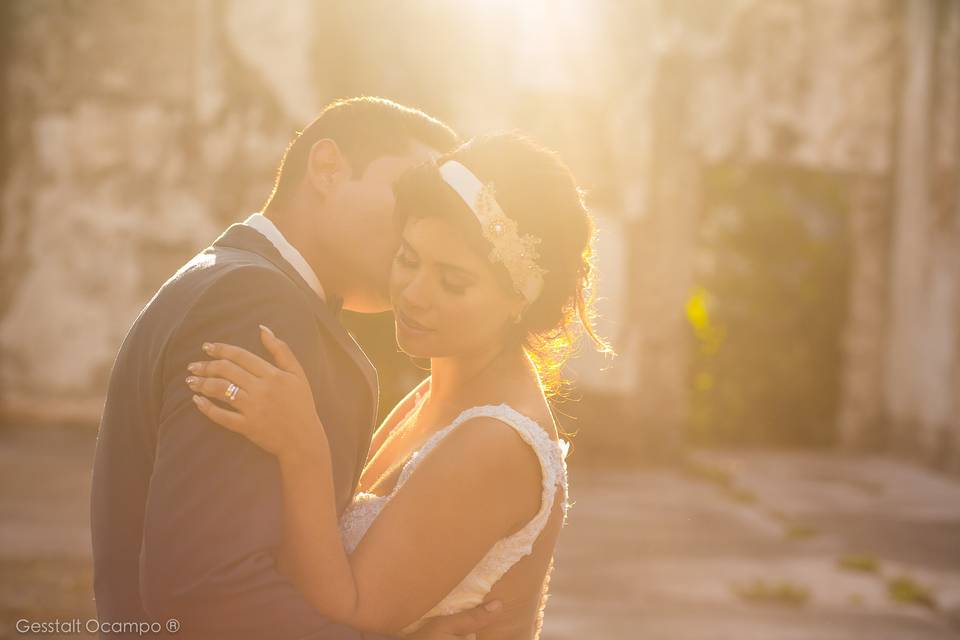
[225, 383, 241, 402]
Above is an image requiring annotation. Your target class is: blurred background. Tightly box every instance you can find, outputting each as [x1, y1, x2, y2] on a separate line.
[1, 1, 960, 638]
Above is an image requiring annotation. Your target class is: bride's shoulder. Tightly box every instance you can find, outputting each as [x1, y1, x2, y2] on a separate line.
[431, 413, 544, 510]
[438, 404, 552, 484]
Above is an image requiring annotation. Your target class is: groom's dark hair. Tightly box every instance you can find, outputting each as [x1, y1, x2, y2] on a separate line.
[264, 96, 458, 209]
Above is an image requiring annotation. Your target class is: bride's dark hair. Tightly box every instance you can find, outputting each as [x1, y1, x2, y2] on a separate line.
[394, 132, 612, 396]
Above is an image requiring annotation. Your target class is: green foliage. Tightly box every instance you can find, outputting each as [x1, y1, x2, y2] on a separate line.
[838, 554, 881, 573]
[727, 486, 759, 504]
[689, 163, 850, 446]
[680, 456, 759, 505]
[733, 578, 810, 607]
[784, 523, 819, 540]
[887, 576, 937, 609]
[680, 457, 735, 488]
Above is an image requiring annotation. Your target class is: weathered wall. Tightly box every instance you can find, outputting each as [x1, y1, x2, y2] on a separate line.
[879, 0, 960, 470]
[607, 0, 903, 457]
[605, 0, 960, 468]
[1, 0, 958, 472]
[0, 1, 300, 421]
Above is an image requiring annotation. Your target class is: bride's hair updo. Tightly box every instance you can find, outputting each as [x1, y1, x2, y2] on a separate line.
[394, 132, 611, 396]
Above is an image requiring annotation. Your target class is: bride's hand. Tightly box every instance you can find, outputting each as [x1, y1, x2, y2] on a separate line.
[185, 325, 327, 462]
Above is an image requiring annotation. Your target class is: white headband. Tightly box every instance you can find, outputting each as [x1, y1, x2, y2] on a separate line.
[438, 160, 546, 303]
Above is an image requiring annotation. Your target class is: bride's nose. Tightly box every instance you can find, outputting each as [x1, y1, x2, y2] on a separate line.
[399, 271, 432, 312]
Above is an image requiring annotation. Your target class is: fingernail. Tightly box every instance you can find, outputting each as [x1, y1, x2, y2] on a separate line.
[202, 343, 214, 354]
[259, 324, 274, 336]
[187, 363, 200, 373]
[192, 395, 203, 405]
[484, 600, 502, 612]
[186, 376, 198, 385]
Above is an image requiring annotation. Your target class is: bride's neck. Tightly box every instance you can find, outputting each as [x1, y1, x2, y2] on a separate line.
[427, 344, 526, 405]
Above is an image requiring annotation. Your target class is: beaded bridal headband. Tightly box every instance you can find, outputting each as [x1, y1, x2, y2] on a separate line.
[437, 160, 547, 303]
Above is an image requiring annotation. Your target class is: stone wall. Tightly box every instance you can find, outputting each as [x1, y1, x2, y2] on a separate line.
[605, 0, 960, 467]
[0, 1, 298, 422]
[607, 0, 905, 457]
[879, 0, 960, 471]
[1, 0, 958, 471]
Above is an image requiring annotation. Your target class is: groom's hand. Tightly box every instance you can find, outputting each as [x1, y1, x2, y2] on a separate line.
[405, 600, 502, 639]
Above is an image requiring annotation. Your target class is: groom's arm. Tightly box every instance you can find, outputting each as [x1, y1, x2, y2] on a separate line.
[140, 266, 389, 640]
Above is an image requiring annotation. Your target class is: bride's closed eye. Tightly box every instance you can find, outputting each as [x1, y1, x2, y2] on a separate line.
[396, 251, 467, 294]
[438, 269, 473, 295]
[440, 279, 467, 295]
[395, 237, 474, 295]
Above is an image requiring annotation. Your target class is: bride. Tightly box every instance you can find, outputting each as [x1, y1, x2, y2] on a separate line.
[185, 133, 609, 639]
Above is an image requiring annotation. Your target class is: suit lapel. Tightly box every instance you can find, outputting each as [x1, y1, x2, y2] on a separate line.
[211, 224, 379, 415]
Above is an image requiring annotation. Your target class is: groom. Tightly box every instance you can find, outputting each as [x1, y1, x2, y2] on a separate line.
[91, 97, 500, 639]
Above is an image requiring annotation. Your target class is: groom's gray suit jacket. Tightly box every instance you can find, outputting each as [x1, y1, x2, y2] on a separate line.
[91, 223, 387, 639]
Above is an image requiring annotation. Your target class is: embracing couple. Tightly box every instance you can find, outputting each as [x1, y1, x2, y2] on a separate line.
[91, 97, 607, 640]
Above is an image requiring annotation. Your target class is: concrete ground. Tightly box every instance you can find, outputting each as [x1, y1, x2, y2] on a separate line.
[1, 424, 960, 639]
[544, 450, 960, 639]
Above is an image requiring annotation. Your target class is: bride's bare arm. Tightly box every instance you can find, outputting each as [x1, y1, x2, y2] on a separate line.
[187, 328, 540, 634]
[279, 417, 539, 632]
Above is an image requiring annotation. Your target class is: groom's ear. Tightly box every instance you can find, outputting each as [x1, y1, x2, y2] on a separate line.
[306, 138, 350, 195]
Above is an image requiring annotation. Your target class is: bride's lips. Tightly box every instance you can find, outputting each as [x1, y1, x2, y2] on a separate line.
[395, 308, 435, 335]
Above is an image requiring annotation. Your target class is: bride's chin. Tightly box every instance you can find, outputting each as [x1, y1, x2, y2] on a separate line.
[394, 315, 441, 354]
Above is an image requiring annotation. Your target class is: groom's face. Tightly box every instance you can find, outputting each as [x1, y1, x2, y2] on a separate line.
[324, 141, 441, 313]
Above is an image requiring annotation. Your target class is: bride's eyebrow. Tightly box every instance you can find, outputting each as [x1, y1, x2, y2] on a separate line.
[401, 235, 478, 279]
[400, 236, 477, 280]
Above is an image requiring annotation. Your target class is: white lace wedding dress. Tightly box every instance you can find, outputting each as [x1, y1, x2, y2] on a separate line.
[338, 399, 571, 636]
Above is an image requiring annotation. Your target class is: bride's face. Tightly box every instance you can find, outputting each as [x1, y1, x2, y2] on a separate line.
[389, 217, 524, 359]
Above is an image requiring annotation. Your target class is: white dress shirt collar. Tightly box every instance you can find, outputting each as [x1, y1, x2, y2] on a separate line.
[243, 212, 326, 301]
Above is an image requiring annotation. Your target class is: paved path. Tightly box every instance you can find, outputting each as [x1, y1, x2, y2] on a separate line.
[544, 450, 960, 639]
[2, 425, 960, 639]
